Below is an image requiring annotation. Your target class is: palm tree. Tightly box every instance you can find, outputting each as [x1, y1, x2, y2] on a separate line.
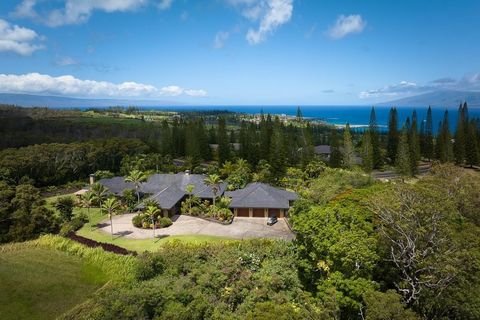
[90, 182, 108, 206]
[145, 205, 161, 240]
[204, 174, 222, 207]
[80, 191, 95, 229]
[125, 170, 147, 204]
[101, 197, 121, 240]
[185, 184, 195, 213]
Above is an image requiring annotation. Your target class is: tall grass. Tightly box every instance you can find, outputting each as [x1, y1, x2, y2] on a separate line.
[0, 235, 139, 283]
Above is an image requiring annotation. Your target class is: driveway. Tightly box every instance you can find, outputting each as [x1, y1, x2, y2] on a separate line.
[98, 214, 294, 240]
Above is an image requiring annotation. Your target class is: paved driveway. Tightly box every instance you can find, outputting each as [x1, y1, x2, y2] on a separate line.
[98, 214, 294, 240]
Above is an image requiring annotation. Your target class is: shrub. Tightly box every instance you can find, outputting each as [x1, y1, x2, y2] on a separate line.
[132, 214, 143, 228]
[59, 214, 87, 236]
[158, 217, 172, 228]
[135, 252, 166, 281]
[54, 196, 75, 221]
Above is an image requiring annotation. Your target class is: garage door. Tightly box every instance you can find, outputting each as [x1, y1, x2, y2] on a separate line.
[237, 208, 249, 217]
[253, 208, 265, 217]
[268, 208, 280, 217]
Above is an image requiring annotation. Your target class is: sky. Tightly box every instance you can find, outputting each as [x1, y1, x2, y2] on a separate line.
[0, 0, 480, 105]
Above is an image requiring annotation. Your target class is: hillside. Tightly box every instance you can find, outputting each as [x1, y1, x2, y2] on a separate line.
[0, 93, 184, 108]
[379, 90, 480, 107]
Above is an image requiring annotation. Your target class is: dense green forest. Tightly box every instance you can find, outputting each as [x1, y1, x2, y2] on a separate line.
[1, 104, 480, 319]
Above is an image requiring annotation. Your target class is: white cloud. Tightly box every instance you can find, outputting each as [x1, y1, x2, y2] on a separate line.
[326, 14, 366, 39]
[13, 0, 149, 27]
[246, 0, 293, 44]
[158, 0, 173, 10]
[0, 19, 44, 55]
[0, 73, 207, 98]
[227, 0, 293, 45]
[185, 89, 208, 97]
[213, 31, 230, 49]
[11, 0, 37, 18]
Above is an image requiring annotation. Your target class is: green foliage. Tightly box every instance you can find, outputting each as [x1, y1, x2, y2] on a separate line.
[329, 128, 343, 168]
[54, 195, 75, 221]
[363, 290, 419, 320]
[342, 123, 355, 168]
[93, 170, 114, 179]
[291, 188, 380, 316]
[395, 126, 412, 176]
[62, 240, 335, 320]
[158, 217, 173, 228]
[0, 138, 148, 186]
[303, 167, 373, 205]
[122, 189, 137, 212]
[252, 159, 274, 183]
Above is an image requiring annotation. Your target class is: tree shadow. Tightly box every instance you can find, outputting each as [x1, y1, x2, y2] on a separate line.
[154, 234, 170, 243]
[113, 230, 133, 239]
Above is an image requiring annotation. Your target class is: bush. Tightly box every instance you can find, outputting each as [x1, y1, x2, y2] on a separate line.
[132, 214, 143, 228]
[60, 214, 87, 236]
[54, 196, 75, 222]
[133, 214, 172, 229]
[158, 217, 172, 228]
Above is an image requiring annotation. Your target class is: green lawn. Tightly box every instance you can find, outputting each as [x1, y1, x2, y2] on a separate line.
[76, 209, 232, 252]
[46, 194, 234, 253]
[0, 247, 108, 320]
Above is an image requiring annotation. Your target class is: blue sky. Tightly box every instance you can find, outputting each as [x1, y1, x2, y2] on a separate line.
[0, 0, 479, 105]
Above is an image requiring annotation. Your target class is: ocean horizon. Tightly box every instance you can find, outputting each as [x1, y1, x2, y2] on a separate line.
[80, 105, 480, 133]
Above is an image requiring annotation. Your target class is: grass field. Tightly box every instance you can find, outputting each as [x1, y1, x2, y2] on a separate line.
[46, 194, 233, 253]
[0, 247, 108, 320]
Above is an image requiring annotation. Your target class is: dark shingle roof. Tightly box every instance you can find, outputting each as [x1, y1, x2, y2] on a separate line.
[141, 173, 227, 199]
[98, 173, 227, 210]
[144, 186, 186, 209]
[225, 183, 298, 209]
[314, 145, 331, 155]
[97, 177, 134, 196]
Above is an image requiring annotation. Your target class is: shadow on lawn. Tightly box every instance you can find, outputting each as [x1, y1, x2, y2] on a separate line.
[113, 230, 133, 239]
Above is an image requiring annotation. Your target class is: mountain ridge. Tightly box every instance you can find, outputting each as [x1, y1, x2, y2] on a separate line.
[378, 90, 480, 107]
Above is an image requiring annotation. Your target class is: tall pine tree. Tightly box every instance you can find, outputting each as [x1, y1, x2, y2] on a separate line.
[369, 107, 382, 169]
[396, 126, 412, 176]
[361, 131, 374, 172]
[436, 110, 454, 163]
[465, 119, 480, 167]
[423, 106, 434, 161]
[329, 128, 342, 168]
[217, 117, 230, 164]
[343, 123, 355, 168]
[454, 103, 467, 164]
[387, 107, 399, 164]
[409, 110, 420, 174]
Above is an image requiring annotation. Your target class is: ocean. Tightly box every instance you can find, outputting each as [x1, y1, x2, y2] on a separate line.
[141, 105, 480, 133]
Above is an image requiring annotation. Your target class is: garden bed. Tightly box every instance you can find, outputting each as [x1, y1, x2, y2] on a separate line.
[66, 232, 137, 256]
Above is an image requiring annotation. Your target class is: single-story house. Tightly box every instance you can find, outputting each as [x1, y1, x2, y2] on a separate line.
[224, 183, 298, 218]
[97, 172, 227, 217]
[94, 173, 297, 218]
